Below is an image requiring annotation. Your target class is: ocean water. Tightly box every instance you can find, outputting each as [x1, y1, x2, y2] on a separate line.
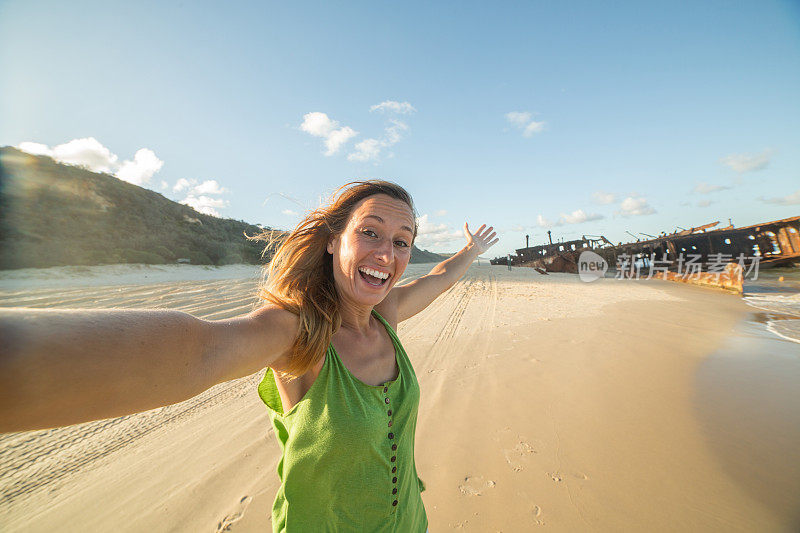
[743, 267, 800, 345]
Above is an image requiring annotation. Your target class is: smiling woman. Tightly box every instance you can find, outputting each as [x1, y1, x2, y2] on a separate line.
[248, 181, 497, 531]
[251, 181, 421, 380]
[0, 179, 498, 532]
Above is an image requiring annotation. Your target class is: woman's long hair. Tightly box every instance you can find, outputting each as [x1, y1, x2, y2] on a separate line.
[248, 180, 417, 379]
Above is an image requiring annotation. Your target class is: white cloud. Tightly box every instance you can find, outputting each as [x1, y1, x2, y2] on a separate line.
[348, 119, 408, 162]
[348, 138, 383, 162]
[301, 104, 415, 162]
[324, 126, 358, 156]
[299, 112, 358, 156]
[384, 119, 408, 144]
[51, 137, 118, 172]
[592, 191, 616, 205]
[370, 101, 416, 114]
[435, 209, 448, 216]
[617, 196, 656, 217]
[505, 112, 531, 127]
[720, 150, 772, 173]
[697, 200, 713, 207]
[760, 189, 800, 205]
[505, 111, 546, 137]
[282, 209, 298, 216]
[115, 148, 163, 185]
[160, 180, 169, 190]
[559, 209, 604, 225]
[414, 214, 463, 248]
[300, 112, 337, 137]
[693, 182, 732, 194]
[523, 121, 545, 137]
[536, 214, 557, 228]
[173, 178, 192, 192]
[171, 178, 230, 216]
[192, 179, 227, 195]
[173, 178, 228, 195]
[17, 137, 164, 185]
[17, 142, 52, 155]
[180, 195, 229, 217]
[536, 208, 604, 228]
[510, 224, 525, 232]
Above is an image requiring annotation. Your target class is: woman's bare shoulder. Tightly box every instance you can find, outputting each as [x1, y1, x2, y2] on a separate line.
[246, 303, 301, 369]
[249, 302, 300, 328]
[249, 303, 300, 345]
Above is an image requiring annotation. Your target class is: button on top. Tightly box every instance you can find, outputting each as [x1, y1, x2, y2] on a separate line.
[383, 386, 388, 393]
[384, 397, 390, 404]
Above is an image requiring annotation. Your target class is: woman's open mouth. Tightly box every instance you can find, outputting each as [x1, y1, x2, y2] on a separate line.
[358, 266, 390, 287]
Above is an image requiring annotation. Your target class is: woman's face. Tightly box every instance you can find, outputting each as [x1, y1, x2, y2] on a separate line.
[327, 194, 415, 309]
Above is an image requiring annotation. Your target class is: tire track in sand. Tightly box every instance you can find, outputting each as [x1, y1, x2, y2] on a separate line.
[409, 266, 498, 418]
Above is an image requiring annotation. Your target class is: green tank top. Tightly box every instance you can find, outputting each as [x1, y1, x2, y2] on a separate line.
[257, 309, 428, 532]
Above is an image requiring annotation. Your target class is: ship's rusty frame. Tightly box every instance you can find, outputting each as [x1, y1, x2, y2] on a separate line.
[490, 215, 800, 292]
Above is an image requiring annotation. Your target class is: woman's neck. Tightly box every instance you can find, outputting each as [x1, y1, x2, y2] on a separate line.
[337, 298, 374, 336]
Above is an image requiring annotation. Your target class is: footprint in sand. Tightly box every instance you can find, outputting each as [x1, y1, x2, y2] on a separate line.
[216, 495, 252, 532]
[547, 472, 563, 483]
[458, 475, 497, 496]
[504, 440, 537, 471]
[532, 505, 545, 526]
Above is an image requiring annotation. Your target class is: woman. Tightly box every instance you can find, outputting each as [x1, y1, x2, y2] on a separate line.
[0, 180, 498, 532]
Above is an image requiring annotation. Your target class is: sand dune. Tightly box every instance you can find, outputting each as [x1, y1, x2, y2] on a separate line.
[1, 263, 798, 531]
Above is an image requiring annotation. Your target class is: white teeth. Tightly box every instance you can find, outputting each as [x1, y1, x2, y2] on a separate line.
[359, 267, 389, 280]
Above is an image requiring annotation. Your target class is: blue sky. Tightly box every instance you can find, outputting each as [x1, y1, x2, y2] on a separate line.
[1, 0, 798, 257]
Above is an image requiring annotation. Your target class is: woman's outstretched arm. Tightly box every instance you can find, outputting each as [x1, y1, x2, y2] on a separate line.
[0, 304, 297, 433]
[390, 223, 498, 322]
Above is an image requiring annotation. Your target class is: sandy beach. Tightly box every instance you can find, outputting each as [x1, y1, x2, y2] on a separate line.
[1, 263, 798, 531]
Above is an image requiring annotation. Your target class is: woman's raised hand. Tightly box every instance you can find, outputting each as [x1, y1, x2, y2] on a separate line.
[463, 223, 499, 254]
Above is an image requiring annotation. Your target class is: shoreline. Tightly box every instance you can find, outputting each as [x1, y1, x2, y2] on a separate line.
[0, 263, 265, 291]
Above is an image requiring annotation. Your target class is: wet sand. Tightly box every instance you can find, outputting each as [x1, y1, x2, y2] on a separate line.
[694, 319, 800, 529]
[1, 263, 798, 531]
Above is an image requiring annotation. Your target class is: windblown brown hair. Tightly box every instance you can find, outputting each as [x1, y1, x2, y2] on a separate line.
[247, 180, 417, 380]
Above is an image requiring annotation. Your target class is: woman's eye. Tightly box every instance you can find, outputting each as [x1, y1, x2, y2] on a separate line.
[394, 240, 409, 248]
[362, 229, 378, 238]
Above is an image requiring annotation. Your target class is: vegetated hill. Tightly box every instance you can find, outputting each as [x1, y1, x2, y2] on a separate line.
[0, 147, 446, 269]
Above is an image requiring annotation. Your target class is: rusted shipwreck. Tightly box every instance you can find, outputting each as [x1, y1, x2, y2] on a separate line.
[491, 215, 800, 289]
[489, 231, 608, 274]
[592, 215, 800, 271]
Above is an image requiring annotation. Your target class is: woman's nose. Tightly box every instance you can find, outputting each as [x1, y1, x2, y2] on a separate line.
[373, 238, 393, 263]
